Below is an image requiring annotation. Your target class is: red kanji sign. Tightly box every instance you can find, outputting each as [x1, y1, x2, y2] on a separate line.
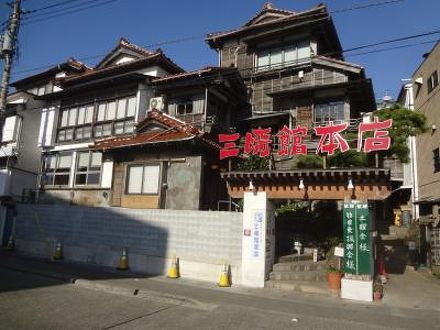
[357, 117, 392, 152]
[219, 133, 240, 160]
[314, 122, 349, 155]
[244, 128, 272, 158]
[276, 125, 308, 156]
[217, 118, 393, 159]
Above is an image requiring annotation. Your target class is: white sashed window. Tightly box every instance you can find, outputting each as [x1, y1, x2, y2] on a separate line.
[126, 164, 161, 195]
[2, 115, 19, 142]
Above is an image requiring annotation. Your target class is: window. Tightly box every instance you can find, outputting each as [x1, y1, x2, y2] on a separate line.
[43, 152, 73, 186]
[57, 95, 136, 142]
[75, 151, 102, 185]
[434, 148, 440, 173]
[177, 101, 193, 115]
[314, 102, 346, 124]
[43, 151, 103, 187]
[428, 70, 439, 94]
[126, 164, 160, 194]
[256, 40, 311, 71]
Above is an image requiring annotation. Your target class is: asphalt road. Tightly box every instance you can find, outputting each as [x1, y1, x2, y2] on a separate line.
[0, 264, 439, 329]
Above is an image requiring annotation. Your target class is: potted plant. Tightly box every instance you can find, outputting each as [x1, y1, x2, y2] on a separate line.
[327, 266, 343, 290]
[326, 246, 343, 290]
[373, 282, 384, 301]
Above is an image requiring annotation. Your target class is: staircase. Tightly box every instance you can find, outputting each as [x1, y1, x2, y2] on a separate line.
[265, 254, 329, 294]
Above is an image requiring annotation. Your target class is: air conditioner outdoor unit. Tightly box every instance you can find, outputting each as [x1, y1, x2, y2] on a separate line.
[149, 96, 165, 111]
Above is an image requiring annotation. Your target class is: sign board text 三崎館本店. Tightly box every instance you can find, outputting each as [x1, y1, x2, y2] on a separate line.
[343, 202, 372, 277]
[218, 117, 392, 160]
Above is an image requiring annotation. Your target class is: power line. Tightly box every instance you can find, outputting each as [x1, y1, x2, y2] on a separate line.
[347, 39, 438, 57]
[22, 0, 122, 26]
[25, 0, 90, 14]
[9, 0, 410, 76]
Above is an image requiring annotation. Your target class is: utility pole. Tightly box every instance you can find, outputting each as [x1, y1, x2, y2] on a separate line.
[0, 0, 22, 141]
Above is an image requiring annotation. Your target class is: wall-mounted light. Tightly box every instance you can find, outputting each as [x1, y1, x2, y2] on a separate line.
[299, 179, 305, 190]
[249, 180, 257, 193]
[432, 124, 437, 132]
[347, 179, 354, 190]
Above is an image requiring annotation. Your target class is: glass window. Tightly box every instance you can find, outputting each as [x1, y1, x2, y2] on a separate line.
[428, 70, 439, 94]
[271, 49, 282, 67]
[257, 51, 269, 71]
[43, 152, 72, 186]
[107, 101, 116, 120]
[68, 108, 77, 126]
[57, 96, 137, 142]
[284, 46, 296, 64]
[102, 123, 112, 137]
[97, 103, 106, 122]
[297, 40, 311, 61]
[124, 120, 134, 134]
[77, 107, 85, 125]
[314, 102, 345, 124]
[142, 165, 160, 194]
[117, 99, 127, 119]
[61, 111, 68, 127]
[75, 151, 102, 186]
[126, 164, 160, 194]
[127, 97, 136, 117]
[127, 166, 143, 194]
[114, 122, 124, 135]
[85, 106, 94, 123]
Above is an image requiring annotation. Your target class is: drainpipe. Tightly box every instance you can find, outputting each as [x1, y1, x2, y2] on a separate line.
[407, 83, 419, 220]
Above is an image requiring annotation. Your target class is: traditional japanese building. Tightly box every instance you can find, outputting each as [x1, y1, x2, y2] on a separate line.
[206, 2, 376, 168]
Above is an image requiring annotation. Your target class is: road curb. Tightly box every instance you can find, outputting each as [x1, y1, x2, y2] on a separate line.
[73, 279, 217, 311]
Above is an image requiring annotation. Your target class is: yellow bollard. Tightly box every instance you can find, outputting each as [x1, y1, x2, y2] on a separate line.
[3, 236, 14, 251]
[168, 256, 179, 279]
[53, 241, 63, 260]
[117, 247, 129, 270]
[218, 264, 231, 287]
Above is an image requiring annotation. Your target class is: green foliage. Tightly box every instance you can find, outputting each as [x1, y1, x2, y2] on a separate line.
[375, 104, 427, 163]
[275, 201, 341, 254]
[328, 150, 368, 168]
[294, 154, 323, 169]
[236, 155, 269, 171]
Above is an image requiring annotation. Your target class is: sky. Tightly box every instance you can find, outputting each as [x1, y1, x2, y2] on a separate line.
[1, 0, 440, 101]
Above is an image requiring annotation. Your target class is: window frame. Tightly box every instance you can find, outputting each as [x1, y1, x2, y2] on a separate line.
[176, 100, 194, 116]
[74, 151, 103, 186]
[314, 101, 346, 124]
[255, 40, 311, 72]
[42, 152, 73, 187]
[428, 70, 439, 94]
[56, 95, 136, 143]
[433, 148, 440, 173]
[125, 163, 161, 195]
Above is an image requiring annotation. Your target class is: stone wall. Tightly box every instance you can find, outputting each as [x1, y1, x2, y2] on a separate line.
[14, 204, 243, 283]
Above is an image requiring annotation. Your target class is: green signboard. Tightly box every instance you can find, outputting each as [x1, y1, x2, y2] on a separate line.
[343, 202, 371, 275]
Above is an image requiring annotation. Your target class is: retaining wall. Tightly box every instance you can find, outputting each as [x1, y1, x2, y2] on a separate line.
[15, 204, 243, 283]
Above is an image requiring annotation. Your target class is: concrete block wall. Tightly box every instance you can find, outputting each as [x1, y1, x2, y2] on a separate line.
[15, 204, 243, 283]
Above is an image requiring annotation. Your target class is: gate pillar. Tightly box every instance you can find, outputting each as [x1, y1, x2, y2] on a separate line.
[241, 191, 275, 287]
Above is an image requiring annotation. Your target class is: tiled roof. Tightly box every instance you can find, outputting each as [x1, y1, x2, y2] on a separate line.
[60, 51, 184, 86]
[314, 55, 363, 70]
[93, 131, 194, 150]
[93, 110, 220, 151]
[244, 2, 295, 27]
[95, 38, 155, 68]
[206, 4, 326, 42]
[152, 66, 238, 83]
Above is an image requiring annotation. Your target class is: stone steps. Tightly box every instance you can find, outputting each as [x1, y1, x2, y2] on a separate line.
[265, 280, 330, 295]
[269, 269, 326, 281]
[273, 260, 326, 272]
[278, 253, 313, 263]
